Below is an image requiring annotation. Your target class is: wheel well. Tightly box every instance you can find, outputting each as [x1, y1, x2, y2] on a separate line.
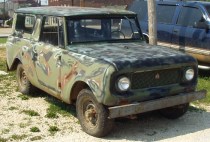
[10, 59, 21, 71]
[70, 81, 90, 103]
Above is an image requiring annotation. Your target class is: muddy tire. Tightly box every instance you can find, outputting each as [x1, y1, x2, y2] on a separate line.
[16, 63, 36, 95]
[159, 103, 189, 119]
[76, 89, 114, 137]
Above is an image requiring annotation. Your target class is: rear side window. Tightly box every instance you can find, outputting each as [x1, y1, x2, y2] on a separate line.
[39, 16, 64, 46]
[15, 14, 35, 34]
[156, 5, 176, 24]
[177, 7, 203, 27]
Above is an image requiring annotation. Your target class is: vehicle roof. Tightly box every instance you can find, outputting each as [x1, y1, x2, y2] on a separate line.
[15, 6, 136, 17]
[156, 0, 210, 6]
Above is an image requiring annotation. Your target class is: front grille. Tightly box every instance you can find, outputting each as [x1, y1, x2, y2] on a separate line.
[131, 68, 181, 89]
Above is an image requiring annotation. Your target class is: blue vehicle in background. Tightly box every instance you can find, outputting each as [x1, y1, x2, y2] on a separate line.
[127, 0, 210, 69]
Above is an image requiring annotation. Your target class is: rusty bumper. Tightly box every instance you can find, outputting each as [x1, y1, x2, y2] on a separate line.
[108, 90, 206, 119]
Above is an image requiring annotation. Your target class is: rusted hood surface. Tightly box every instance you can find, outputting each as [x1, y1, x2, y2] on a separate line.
[68, 42, 196, 70]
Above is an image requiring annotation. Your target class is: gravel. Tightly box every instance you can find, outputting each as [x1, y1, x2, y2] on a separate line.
[0, 71, 210, 142]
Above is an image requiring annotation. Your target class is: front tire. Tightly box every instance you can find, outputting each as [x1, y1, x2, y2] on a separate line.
[76, 89, 114, 137]
[159, 103, 189, 119]
[16, 63, 36, 95]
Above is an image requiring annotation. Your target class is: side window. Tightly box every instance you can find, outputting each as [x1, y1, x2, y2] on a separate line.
[129, 1, 148, 21]
[40, 16, 64, 46]
[156, 5, 176, 24]
[177, 7, 203, 27]
[15, 14, 35, 38]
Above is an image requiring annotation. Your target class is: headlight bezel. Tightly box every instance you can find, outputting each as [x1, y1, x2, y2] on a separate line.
[184, 67, 195, 81]
[116, 76, 131, 92]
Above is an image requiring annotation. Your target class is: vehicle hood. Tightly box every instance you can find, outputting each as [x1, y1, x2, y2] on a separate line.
[67, 42, 196, 71]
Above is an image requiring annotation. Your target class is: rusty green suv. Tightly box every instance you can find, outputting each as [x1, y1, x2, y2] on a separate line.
[6, 6, 206, 137]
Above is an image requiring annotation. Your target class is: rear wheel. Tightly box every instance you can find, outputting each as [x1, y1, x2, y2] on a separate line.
[159, 103, 189, 119]
[76, 89, 114, 137]
[16, 63, 36, 94]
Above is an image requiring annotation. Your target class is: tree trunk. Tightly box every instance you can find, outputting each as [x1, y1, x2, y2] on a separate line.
[147, 0, 157, 45]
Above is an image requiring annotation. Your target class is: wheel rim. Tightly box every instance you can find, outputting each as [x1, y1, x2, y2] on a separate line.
[84, 101, 98, 128]
[19, 69, 27, 88]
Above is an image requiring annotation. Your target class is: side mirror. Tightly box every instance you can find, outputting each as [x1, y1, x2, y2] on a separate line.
[193, 21, 210, 30]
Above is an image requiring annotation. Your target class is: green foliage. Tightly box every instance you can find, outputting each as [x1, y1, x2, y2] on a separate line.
[48, 126, 59, 134]
[11, 134, 28, 141]
[8, 106, 18, 110]
[0, 38, 7, 44]
[0, 137, 8, 142]
[18, 94, 29, 100]
[46, 97, 76, 118]
[45, 111, 59, 119]
[197, 76, 210, 105]
[30, 127, 40, 132]
[22, 110, 40, 116]
[30, 136, 42, 141]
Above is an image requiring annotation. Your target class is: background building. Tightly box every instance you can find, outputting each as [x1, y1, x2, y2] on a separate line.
[48, 0, 133, 8]
[0, 0, 41, 19]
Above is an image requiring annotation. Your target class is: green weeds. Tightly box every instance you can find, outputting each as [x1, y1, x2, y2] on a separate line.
[0, 38, 7, 44]
[48, 125, 59, 134]
[22, 110, 40, 116]
[30, 127, 40, 132]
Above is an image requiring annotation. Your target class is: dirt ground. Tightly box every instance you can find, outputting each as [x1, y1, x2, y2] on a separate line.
[0, 67, 210, 142]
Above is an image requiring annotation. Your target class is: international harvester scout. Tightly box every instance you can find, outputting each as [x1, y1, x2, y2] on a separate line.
[6, 6, 206, 137]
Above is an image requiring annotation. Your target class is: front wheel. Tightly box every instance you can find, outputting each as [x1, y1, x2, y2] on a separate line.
[159, 103, 189, 119]
[76, 89, 114, 137]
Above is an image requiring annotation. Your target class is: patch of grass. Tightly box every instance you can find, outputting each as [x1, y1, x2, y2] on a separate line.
[48, 125, 59, 134]
[11, 134, 28, 141]
[19, 123, 29, 128]
[189, 105, 206, 112]
[45, 111, 59, 119]
[46, 97, 76, 118]
[197, 76, 210, 104]
[8, 106, 18, 110]
[30, 127, 40, 132]
[0, 38, 7, 44]
[30, 136, 42, 141]
[0, 137, 8, 142]
[22, 110, 40, 116]
[18, 94, 29, 100]
[1, 128, 10, 134]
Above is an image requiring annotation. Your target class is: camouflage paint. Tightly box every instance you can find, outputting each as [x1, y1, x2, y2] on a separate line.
[6, 7, 199, 107]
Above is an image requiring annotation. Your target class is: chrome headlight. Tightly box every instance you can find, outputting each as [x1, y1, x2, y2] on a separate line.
[185, 68, 194, 81]
[117, 77, 130, 91]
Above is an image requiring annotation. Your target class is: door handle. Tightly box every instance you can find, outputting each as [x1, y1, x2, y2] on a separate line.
[173, 29, 179, 33]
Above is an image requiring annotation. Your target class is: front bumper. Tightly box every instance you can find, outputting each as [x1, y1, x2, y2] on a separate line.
[108, 90, 206, 119]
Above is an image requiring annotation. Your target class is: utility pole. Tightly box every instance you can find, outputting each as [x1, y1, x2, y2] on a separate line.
[147, 0, 157, 45]
[80, 0, 85, 7]
[3, 0, 6, 26]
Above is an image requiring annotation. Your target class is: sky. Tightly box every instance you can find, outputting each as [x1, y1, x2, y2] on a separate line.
[0, 0, 48, 5]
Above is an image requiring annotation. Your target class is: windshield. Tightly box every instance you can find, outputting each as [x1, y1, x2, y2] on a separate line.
[66, 17, 142, 44]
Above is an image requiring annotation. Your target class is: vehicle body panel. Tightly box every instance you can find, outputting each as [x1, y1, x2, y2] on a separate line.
[6, 6, 205, 116]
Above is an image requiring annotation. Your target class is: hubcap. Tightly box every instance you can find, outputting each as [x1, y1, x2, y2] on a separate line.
[84, 103, 97, 126]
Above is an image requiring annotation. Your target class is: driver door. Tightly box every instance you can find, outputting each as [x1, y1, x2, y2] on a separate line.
[34, 16, 64, 96]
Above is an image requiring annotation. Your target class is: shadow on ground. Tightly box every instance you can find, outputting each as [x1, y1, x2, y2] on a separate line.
[30, 90, 210, 141]
[104, 108, 210, 141]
